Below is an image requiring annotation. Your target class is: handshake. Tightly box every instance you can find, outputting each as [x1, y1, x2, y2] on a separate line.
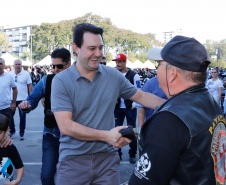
[107, 126, 140, 149]
[119, 125, 137, 140]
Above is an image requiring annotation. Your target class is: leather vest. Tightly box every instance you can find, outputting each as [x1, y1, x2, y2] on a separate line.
[116, 69, 136, 109]
[44, 74, 58, 128]
[140, 84, 226, 185]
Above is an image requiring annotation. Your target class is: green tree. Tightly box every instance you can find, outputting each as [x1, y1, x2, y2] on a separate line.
[30, 13, 163, 61]
[205, 39, 226, 67]
[0, 32, 11, 56]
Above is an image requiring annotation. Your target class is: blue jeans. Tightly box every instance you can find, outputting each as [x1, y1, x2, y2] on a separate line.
[10, 101, 26, 136]
[114, 107, 137, 155]
[41, 133, 60, 185]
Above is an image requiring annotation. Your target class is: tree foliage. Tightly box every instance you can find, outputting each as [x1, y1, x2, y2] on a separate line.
[205, 39, 226, 68]
[30, 13, 163, 62]
[0, 32, 11, 57]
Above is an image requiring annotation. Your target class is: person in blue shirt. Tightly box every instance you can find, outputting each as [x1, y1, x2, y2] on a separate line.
[138, 76, 167, 127]
[18, 48, 71, 185]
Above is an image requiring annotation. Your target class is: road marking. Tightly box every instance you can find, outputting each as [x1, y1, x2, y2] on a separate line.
[120, 161, 137, 164]
[24, 162, 42, 165]
[13, 131, 43, 133]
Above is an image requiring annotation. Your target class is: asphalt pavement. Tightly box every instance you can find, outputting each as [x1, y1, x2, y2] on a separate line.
[12, 102, 137, 185]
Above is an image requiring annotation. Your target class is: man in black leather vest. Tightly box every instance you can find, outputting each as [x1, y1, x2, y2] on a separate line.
[128, 36, 226, 185]
[113, 53, 141, 164]
[18, 48, 71, 185]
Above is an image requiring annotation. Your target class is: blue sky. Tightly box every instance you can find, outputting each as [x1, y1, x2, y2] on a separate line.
[2, 0, 226, 43]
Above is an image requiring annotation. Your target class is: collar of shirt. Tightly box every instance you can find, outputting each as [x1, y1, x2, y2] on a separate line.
[71, 61, 103, 81]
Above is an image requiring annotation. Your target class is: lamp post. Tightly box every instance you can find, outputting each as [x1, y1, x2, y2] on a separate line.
[30, 34, 33, 66]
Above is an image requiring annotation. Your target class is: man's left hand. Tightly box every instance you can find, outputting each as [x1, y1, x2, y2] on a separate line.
[0, 133, 13, 148]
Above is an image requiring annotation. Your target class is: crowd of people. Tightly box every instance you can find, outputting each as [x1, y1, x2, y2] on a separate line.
[0, 22, 226, 185]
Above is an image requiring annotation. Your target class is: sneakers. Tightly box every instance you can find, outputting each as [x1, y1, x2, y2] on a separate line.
[20, 135, 24, 141]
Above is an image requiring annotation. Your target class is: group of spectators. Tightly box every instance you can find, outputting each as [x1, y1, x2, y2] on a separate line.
[137, 68, 156, 80]
[28, 66, 48, 87]
[0, 22, 226, 185]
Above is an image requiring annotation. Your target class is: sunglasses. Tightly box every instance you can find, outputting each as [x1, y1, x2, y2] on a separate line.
[100, 62, 106, 65]
[15, 76, 17, 82]
[155, 63, 168, 69]
[211, 72, 217, 73]
[50, 64, 66, 69]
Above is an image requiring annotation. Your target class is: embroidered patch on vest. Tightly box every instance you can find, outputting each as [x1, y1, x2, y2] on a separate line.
[210, 115, 226, 184]
[134, 153, 151, 180]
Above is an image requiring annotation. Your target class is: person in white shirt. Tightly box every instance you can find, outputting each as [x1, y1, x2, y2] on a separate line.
[0, 58, 16, 147]
[206, 68, 223, 104]
[9, 59, 33, 140]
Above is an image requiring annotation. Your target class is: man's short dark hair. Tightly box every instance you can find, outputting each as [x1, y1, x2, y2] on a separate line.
[0, 114, 9, 132]
[73, 23, 104, 48]
[51, 48, 71, 63]
[102, 56, 106, 60]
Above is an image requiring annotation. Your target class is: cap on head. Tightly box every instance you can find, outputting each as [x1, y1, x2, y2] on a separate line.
[146, 48, 163, 61]
[112, 53, 127, 61]
[162, 35, 211, 72]
[147, 36, 211, 72]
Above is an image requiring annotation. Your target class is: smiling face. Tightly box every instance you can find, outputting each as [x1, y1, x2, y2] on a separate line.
[73, 32, 103, 72]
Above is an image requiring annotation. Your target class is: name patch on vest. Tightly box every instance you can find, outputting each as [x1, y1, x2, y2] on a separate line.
[210, 115, 226, 184]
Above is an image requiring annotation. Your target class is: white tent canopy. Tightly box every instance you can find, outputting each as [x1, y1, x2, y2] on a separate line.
[132, 60, 145, 69]
[1, 53, 17, 66]
[35, 55, 51, 66]
[35, 55, 74, 66]
[126, 60, 134, 69]
[143, 60, 156, 69]
[1, 53, 32, 66]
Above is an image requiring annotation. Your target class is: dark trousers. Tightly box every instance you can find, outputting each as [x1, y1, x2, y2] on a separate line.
[0, 107, 12, 122]
[41, 133, 60, 185]
[114, 107, 137, 156]
[10, 101, 26, 136]
[56, 152, 120, 185]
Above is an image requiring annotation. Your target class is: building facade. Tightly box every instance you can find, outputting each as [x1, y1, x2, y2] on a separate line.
[1, 25, 32, 58]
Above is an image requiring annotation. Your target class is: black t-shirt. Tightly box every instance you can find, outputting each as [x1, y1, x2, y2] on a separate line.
[0, 144, 23, 180]
[129, 111, 190, 185]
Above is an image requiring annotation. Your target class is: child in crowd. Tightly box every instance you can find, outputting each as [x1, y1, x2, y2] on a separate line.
[0, 114, 24, 185]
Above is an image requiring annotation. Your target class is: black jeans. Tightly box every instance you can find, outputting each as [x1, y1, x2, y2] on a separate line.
[0, 107, 12, 121]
